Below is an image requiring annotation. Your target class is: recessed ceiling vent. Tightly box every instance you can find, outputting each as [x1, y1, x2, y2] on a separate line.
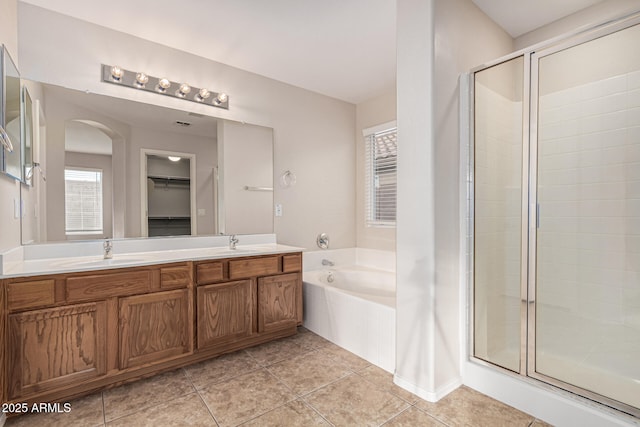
[175, 121, 191, 127]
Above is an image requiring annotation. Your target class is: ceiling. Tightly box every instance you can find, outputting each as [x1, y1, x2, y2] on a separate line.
[21, 0, 606, 104]
[471, 0, 605, 37]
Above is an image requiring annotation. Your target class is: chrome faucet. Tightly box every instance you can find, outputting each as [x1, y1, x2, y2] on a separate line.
[103, 239, 113, 259]
[321, 259, 334, 266]
[229, 234, 239, 250]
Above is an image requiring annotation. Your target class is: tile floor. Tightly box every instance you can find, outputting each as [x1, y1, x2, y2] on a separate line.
[5, 328, 552, 427]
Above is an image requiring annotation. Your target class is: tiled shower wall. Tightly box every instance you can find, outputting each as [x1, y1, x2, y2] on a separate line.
[537, 69, 640, 363]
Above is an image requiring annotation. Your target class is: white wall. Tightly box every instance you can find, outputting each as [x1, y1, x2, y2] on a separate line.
[17, 3, 356, 250]
[0, 0, 20, 253]
[355, 88, 397, 251]
[395, 0, 513, 401]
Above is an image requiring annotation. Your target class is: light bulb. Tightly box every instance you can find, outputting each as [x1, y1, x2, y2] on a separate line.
[177, 83, 191, 97]
[157, 78, 171, 92]
[135, 72, 149, 87]
[168, 156, 181, 162]
[196, 88, 211, 101]
[215, 92, 228, 104]
[110, 65, 124, 81]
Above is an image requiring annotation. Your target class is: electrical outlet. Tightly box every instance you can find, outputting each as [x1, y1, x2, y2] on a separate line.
[275, 204, 283, 217]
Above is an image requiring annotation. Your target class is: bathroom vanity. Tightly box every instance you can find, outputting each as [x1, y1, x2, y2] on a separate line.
[0, 245, 302, 408]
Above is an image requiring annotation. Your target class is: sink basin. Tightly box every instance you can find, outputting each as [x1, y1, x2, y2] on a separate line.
[52, 257, 152, 268]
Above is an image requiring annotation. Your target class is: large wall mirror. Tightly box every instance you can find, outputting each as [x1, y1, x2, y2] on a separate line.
[20, 81, 274, 244]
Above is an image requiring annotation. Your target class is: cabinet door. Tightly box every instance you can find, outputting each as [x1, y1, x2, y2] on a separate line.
[8, 302, 107, 399]
[119, 289, 192, 369]
[257, 273, 301, 333]
[197, 280, 254, 349]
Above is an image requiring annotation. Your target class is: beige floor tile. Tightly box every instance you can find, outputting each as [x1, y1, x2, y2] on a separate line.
[199, 368, 296, 427]
[103, 369, 195, 422]
[320, 342, 371, 371]
[382, 407, 446, 426]
[5, 392, 104, 427]
[184, 350, 261, 389]
[268, 350, 352, 395]
[304, 373, 409, 426]
[286, 328, 331, 351]
[106, 393, 214, 427]
[245, 337, 310, 366]
[356, 365, 419, 404]
[240, 399, 330, 426]
[416, 386, 535, 427]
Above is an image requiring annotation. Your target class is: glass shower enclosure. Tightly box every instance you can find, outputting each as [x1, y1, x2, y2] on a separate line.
[471, 15, 640, 417]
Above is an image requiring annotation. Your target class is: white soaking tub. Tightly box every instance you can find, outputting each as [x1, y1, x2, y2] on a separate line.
[303, 248, 396, 373]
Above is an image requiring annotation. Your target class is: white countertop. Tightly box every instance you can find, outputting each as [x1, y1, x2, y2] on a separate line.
[0, 235, 304, 279]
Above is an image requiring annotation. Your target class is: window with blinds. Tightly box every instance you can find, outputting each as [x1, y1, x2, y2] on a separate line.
[364, 124, 397, 227]
[65, 168, 103, 234]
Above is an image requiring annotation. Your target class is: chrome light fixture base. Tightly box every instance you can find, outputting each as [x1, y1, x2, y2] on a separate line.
[101, 64, 229, 110]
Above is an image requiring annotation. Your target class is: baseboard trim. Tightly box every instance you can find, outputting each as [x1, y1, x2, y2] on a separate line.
[393, 374, 462, 402]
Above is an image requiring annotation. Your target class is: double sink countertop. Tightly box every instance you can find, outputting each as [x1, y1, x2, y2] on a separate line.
[0, 234, 304, 279]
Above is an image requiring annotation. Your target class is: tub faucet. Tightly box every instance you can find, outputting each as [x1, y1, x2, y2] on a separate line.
[103, 239, 113, 259]
[322, 259, 334, 266]
[229, 234, 239, 250]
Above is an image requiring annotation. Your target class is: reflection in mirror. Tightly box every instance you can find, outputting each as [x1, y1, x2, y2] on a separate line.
[143, 152, 195, 237]
[64, 120, 113, 240]
[3, 48, 22, 181]
[20, 81, 274, 244]
[22, 87, 34, 185]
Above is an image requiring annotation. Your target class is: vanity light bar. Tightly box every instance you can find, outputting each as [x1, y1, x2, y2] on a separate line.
[100, 64, 229, 110]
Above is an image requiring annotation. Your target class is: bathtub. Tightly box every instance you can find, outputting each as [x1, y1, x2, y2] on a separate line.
[302, 248, 396, 373]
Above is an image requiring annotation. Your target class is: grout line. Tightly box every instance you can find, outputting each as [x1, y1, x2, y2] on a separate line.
[103, 390, 199, 424]
[379, 405, 414, 426]
[101, 391, 106, 426]
[194, 389, 220, 427]
[299, 399, 336, 427]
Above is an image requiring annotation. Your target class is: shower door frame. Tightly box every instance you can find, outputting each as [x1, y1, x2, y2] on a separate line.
[469, 11, 640, 419]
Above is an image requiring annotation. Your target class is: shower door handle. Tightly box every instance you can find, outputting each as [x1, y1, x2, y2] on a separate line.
[536, 203, 540, 229]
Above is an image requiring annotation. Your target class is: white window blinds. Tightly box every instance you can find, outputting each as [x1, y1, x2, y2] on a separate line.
[364, 124, 397, 227]
[65, 168, 103, 234]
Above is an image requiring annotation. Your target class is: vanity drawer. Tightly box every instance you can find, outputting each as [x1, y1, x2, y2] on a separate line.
[282, 253, 302, 273]
[7, 279, 56, 311]
[160, 264, 192, 289]
[196, 261, 225, 285]
[65, 270, 152, 302]
[229, 256, 279, 279]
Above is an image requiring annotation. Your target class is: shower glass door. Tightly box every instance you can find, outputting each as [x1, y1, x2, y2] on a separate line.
[533, 22, 640, 411]
[473, 56, 524, 373]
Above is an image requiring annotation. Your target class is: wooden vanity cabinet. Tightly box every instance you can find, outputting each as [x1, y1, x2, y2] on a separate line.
[7, 301, 108, 399]
[196, 280, 254, 349]
[1, 251, 302, 408]
[119, 288, 192, 369]
[195, 254, 303, 351]
[258, 272, 302, 333]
